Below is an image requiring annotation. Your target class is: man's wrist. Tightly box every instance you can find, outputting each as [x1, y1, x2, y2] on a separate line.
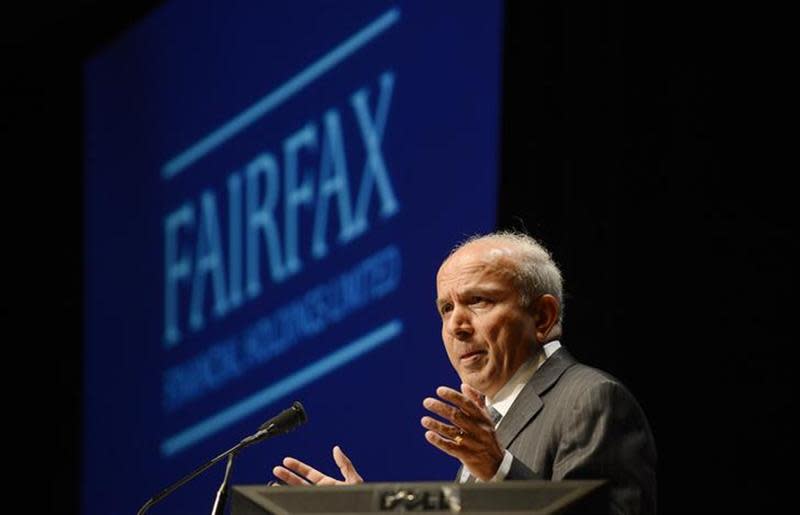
[489, 450, 514, 482]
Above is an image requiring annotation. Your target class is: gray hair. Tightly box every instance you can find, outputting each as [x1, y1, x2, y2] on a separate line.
[450, 230, 564, 321]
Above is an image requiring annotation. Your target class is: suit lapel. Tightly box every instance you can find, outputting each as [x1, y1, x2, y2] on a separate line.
[496, 348, 577, 448]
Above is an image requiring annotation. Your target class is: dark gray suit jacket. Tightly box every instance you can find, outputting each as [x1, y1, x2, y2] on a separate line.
[462, 347, 657, 515]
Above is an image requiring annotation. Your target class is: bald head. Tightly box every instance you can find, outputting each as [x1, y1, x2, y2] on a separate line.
[442, 231, 564, 319]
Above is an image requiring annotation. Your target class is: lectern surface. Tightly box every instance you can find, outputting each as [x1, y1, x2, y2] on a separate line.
[231, 479, 608, 514]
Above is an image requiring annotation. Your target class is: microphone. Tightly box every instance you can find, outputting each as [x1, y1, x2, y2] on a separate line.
[137, 401, 308, 515]
[237, 401, 308, 448]
[258, 401, 308, 434]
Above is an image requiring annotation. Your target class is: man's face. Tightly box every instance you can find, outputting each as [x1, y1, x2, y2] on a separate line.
[436, 242, 539, 398]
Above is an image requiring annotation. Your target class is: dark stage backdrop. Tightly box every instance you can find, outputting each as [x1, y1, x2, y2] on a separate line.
[2, 1, 792, 515]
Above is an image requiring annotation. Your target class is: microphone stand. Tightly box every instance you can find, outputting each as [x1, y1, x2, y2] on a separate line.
[210, 452, 236, 515]
[136, 428, 270, 515]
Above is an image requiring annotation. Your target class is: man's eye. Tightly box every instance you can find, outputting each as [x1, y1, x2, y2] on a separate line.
[439, 304, 453, 315]
[471, 296, 488, 305]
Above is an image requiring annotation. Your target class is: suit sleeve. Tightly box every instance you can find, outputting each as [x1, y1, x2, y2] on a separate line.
[552, 380, 657, 515]
[505, 454, 539, 480]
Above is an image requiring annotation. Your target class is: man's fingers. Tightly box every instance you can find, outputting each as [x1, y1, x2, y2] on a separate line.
[272, 466, 310, 486]
[423, 397, 463, 426]
[424, 430, 465, 459]
[436, 386, 490, 423]
[333, 445, 363, 483]
[460, 383, 485, 405]
[273, 450, 363, 487]
[282, 457, 330, 484]
[460, 383, 495, 422]
[423, 397, 487, 432]
[421, 416, 465, 442]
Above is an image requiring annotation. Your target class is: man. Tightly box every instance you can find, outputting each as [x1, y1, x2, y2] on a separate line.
[272, 231, 657, 514]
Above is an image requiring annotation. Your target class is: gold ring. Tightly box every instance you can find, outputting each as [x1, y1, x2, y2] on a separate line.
[453, 435, 463, 445]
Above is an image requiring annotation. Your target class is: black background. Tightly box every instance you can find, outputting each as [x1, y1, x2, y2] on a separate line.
[2, 1, 793, 513]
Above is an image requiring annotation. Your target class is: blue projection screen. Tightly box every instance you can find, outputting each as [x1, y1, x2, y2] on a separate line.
[83, 1, 502, 514]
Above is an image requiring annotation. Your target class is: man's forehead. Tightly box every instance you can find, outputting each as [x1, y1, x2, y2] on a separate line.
[439, 240, 519, 275]
[437, 241, 518, 290]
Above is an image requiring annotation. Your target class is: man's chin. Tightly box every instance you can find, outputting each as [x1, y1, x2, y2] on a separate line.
[458, 374, 489, 396]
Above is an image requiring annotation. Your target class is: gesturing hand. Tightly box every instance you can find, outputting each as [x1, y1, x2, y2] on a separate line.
[272, 446, 363, 486]
[421, 383, 504, 481]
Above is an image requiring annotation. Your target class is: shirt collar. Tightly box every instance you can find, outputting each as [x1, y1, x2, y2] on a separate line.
[486, 340, 561, 419]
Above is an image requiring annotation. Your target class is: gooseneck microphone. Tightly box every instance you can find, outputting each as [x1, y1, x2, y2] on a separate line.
[136, 401, 308, 515]
[255, 401, 309, 438]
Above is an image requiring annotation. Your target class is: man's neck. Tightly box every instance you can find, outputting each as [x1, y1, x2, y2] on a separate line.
[486, 340, 561, 414]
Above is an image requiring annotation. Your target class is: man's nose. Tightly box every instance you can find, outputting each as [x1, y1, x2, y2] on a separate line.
[446, 305, 473, 339]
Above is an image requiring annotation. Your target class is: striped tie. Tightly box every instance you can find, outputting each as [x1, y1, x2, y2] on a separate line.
[488, 406, 502, 426]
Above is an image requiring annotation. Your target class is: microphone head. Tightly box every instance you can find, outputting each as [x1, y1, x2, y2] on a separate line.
[258, 401, 308, 435]
[291, 401, 308, 424]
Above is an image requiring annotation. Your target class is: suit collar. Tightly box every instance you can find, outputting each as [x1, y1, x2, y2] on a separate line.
[496, 347, 577, 448]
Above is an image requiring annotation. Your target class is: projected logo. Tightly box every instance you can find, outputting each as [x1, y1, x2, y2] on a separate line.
[158, 8, 404, 457]
[84, 3, 501, 512]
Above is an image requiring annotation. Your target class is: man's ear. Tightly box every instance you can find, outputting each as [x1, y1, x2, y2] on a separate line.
[532, 294, 560, 343]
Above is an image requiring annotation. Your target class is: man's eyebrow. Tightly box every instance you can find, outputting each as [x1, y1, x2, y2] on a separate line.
[436, 284, 506, 306]
[460, 284, 506, 296]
